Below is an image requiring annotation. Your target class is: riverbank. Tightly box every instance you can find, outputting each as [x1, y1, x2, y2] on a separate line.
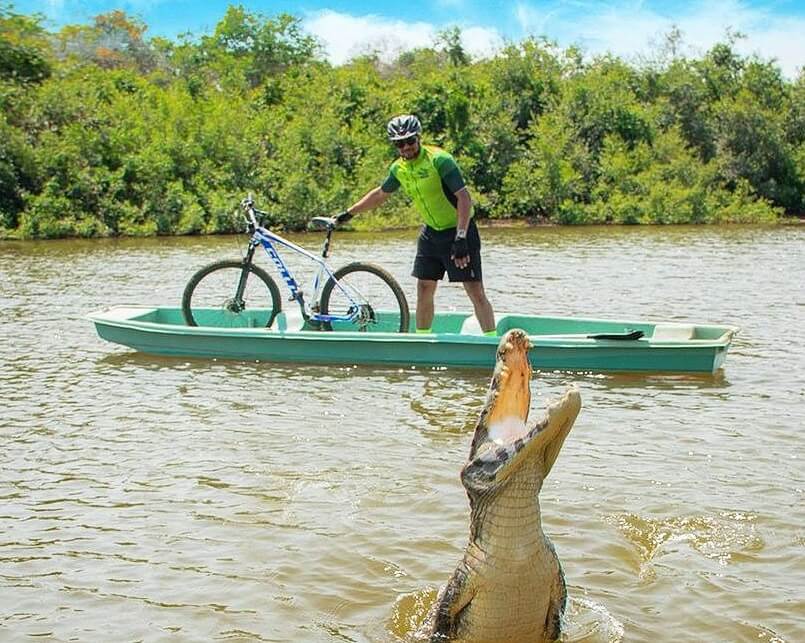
[4, 209, 802, 242]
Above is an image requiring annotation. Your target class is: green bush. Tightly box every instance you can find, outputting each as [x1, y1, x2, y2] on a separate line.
[0, 9, 799, 239]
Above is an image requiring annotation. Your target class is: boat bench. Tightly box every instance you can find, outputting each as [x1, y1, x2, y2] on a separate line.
[462, 314, 555, 336]
[274, 309, 307, 332]
[460, 316, 484, 335]
[651, 324, 696, 340]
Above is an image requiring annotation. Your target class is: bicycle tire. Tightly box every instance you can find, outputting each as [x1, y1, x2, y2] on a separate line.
[182, 259, 282, 328]
[319, 262, 410, 333]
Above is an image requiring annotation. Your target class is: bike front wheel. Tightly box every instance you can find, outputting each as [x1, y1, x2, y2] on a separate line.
[182, 260, 282, 328]
[319, 262, 410, 333]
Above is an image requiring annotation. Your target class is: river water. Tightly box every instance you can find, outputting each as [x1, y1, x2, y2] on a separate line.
[1, 225, 803, 642]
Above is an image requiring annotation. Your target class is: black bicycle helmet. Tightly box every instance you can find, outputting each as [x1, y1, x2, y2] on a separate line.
[387, 114, 422, 141]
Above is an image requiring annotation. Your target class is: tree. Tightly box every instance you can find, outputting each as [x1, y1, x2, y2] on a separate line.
[202, 7, 320, 87]
[655, 59, 716, 160]
[561, 56, 653, 156]
[54, 10, 156, 72]
[437, 27, 469, 67]
[0, 5, 51, 82]
[487, 38, 561, 132]
[713, 90, 800, 210]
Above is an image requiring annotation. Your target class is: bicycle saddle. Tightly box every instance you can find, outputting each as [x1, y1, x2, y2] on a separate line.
[309, 217, 336, 230]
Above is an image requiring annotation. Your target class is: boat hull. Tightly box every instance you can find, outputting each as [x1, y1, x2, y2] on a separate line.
[87, 307, 738, 374]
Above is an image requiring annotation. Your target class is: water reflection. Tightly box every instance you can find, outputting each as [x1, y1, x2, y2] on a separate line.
[574, 370, 731, 391]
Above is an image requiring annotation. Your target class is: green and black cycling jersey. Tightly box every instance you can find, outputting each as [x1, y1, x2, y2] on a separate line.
[381, 144, 471, 231]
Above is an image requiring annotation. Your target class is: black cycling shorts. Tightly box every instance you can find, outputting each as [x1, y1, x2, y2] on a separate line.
[412, 220, 483, 282]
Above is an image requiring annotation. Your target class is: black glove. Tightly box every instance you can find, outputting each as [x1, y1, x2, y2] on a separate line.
[451, 237, 469, 261]
[335, 210, 353, 225]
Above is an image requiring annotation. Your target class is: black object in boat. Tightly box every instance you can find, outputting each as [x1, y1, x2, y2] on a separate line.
[587, 329, 645, 340]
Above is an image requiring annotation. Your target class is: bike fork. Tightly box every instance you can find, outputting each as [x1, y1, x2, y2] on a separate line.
[233, 245, 257, 309]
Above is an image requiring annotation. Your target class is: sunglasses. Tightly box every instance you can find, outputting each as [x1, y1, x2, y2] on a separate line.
[394, 136, 418, 149]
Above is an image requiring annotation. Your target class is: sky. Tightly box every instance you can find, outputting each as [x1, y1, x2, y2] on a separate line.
[12, 0, 805, 77]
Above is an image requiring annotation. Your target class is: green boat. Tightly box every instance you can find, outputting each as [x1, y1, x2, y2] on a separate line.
[87, 306, 738, 373]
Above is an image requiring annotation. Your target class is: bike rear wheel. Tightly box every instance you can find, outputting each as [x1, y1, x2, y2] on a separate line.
[319, 262, 410, 333]
[182, 260, 282, 328]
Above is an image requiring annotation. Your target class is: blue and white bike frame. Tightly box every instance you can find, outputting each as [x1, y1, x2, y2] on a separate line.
[240, 203, 362, 326]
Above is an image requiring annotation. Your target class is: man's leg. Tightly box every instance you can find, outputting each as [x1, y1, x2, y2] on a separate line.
[462, 281, 495, 333]
[416, 279, 438, 332]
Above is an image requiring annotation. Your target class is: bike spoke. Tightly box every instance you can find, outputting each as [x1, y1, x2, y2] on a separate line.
[324, 269, 406, 332]
[184, 264, 277, 328]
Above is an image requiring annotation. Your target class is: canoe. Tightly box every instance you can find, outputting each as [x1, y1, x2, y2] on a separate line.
[87, 306, 739, 374]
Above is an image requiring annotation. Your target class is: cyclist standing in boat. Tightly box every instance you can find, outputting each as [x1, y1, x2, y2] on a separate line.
[336, 114, 496, 335]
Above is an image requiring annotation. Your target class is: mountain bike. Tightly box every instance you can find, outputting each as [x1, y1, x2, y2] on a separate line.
[181, 196, 410, 333]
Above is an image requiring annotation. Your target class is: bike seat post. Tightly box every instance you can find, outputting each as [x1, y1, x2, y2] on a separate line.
[321, 227, 334, 259]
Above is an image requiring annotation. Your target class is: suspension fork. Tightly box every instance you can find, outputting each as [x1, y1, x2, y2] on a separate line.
[233, 242, 258, 310]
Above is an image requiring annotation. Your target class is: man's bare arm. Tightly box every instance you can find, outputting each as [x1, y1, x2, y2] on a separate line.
[347, 187, 391, 217]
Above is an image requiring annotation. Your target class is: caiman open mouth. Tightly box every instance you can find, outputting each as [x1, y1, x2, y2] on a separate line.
[486, 329, 533, 446]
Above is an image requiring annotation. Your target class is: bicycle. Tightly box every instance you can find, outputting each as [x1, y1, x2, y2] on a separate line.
[181, 195, 410, 333]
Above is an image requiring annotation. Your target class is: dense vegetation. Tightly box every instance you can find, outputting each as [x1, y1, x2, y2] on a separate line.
[1, 4, 802, 238]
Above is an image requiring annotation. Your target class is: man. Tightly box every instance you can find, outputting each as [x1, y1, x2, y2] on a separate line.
[336, 114, 496, 335]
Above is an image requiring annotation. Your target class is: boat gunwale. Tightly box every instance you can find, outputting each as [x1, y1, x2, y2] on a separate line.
[86, 306, 740, 349]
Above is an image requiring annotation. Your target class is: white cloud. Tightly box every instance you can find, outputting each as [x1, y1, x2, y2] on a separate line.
[460, 26, 505, 58]
[514, 1, 557, 35]
[303, 9, 503, 65]
[303, 11, 434, 65]
[513, 0, 804, 77]
[729, 17, 805, 78]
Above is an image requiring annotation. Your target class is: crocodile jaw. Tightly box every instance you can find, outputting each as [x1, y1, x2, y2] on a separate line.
[473, 329, 533, 454]
[487, 415, 528, 445]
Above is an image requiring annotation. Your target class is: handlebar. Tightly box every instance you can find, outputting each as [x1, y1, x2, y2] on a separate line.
[240, 194, 270, 231]
[240, 195, 338, 233]
[239, 195, 336, 258]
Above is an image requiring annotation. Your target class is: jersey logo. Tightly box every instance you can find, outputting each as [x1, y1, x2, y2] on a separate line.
[416, 168, 430, 179]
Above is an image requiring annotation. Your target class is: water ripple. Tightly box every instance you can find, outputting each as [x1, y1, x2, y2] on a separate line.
[1, 227, 803, 641]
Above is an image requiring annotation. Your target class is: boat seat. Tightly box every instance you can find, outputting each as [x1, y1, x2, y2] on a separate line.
[460, 316, 483, 335]
[275, 308, 306, 332]
[652, 324, 695, 340]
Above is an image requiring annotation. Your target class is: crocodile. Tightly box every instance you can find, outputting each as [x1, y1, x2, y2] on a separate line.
[421, 328, 582, 642]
